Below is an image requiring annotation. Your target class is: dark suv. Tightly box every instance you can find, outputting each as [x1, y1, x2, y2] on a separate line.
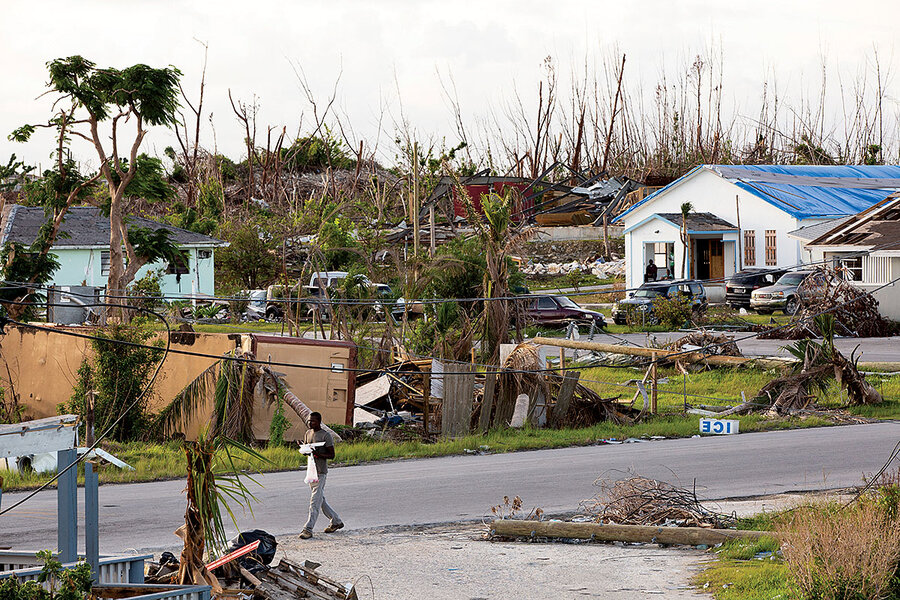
[523, 295, 606, 328]
[611, 280, 707, 325]
[725, 269, 787, 309]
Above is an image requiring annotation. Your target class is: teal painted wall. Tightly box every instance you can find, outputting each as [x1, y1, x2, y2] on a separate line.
[48, 247, 217, 296]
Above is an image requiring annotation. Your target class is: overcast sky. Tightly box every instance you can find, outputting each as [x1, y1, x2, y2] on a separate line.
[2, 0, 899, 170]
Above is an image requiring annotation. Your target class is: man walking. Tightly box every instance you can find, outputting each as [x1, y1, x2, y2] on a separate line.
[299, 412, 343, 539]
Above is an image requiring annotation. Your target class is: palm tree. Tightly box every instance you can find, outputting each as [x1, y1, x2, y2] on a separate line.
[679, 202, 693, 278]
[453, 179, 535, 365]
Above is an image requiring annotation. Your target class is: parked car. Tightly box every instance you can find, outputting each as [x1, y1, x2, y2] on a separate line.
[750, 270, 813, 315]
[725, 268, 787, 308]
[524, 295, 606, 328]
[611, 280, 707, 325]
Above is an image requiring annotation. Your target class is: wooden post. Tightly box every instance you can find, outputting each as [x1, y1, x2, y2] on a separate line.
[479, 372, 497, 433]
[559, 348, 565, 372]
[550, 371, 580, 428]
[442, 363, 475, 437]
[650, 352, 658, 414]
[422, 371, 432, 435]
[429, 204, 436, 257]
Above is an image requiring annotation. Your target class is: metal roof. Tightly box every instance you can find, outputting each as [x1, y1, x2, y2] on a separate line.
[807, 193, 900, 251]
[787, 216, 852, 242]
[1, 206, 227, 248]
[614, 164, 900, 222]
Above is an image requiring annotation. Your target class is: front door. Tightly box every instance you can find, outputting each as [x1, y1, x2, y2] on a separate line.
[694, 239, 724, 281]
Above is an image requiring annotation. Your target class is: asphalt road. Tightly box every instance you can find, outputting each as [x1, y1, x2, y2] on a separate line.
[2, 422, 898, 554]
[537, 331, 900, 364]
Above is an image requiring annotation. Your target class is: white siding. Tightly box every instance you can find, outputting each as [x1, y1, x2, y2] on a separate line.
[620, 168, 803, 289]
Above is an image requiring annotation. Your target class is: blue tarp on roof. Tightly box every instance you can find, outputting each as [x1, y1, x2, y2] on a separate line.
[614, 164, 900, 222]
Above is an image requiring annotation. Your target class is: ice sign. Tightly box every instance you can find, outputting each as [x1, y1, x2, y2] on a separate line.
[699, 418, 739, 435]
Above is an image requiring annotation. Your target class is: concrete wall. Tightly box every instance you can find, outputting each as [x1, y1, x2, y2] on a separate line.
[49, 247, 218, 296]
[0, 327, 353, 441]
[533, 225, 624, 242]
[619, 168, 805, 289]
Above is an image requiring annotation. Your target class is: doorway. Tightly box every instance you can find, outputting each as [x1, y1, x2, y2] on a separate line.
[694, 239, 724, 281]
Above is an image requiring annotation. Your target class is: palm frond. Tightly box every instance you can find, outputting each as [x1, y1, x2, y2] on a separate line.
[153, 359, 222, 438]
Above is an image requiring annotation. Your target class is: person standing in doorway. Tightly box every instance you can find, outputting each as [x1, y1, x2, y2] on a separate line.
[645, 259, 658, 282]
[299, 412, 343, 539]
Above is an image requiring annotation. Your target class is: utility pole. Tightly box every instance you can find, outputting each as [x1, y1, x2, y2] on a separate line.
[735, 194, 743, 271]
[412, 142, 420, 260]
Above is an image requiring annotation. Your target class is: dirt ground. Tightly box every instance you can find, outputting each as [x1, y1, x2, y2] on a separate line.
[275, 494, 830, 600]
[279, 521, 702, 599]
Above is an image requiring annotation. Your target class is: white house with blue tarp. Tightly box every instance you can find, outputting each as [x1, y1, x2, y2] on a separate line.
[0, 205, 227, 296]
[612, 165, 900, 300]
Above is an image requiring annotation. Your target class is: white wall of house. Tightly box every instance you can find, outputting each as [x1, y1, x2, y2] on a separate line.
[49, 246, 218, 296]
[619, 168, 808, 291]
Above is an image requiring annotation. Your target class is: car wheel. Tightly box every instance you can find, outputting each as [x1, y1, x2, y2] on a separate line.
[265, 307, 281, 320]
[784, 296, 800, 316]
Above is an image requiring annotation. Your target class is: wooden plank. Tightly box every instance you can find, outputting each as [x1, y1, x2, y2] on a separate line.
[441, 363, 475, 438]
[490, 520, 773, 546]
[550, 371, 580, 427]
[355, 375, 391, 406]
[478, 372, 497, 433]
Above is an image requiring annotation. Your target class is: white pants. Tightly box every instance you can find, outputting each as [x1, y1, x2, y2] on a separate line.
[304, 472, 341, 531]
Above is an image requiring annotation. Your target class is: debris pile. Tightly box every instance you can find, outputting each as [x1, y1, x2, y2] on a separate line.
[665, 330, 741, 357]
[581, 475, 733, 529]
[147, 538, 358, 600]
[748, 315, 882, 416]
[353, 343, 638, 435]
[520, 258, 625, 278]
[759, 267, 894, 339]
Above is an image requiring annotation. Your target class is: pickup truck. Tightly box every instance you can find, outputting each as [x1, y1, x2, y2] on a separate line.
[264, 272, 394, 321]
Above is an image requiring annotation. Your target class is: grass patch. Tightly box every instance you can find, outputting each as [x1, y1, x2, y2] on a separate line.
[580, 365, 900, 414]
[696, 558, 794, 600]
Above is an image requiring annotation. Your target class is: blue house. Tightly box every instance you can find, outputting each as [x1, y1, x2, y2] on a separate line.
[0, 205, 227, 296]
[613, 165, 900, 298]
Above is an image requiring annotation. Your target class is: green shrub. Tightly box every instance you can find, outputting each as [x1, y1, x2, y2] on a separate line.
[651, 295, 693, 329]
[65, 323, 164, 442]
[0, 550, 92, 600]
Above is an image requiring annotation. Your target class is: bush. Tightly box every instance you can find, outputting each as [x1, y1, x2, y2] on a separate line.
[128, 269, 164, 313]
[651, 295, 694, 329]
[65, 323, 165, 442]
[777, 501, 900, 600]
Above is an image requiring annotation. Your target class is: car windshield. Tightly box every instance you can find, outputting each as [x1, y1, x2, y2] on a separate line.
[633, 288, 665, 298]
[731, 272, 761, 283]
[556, 296, 581, 309]
[777, 273, 808, 286]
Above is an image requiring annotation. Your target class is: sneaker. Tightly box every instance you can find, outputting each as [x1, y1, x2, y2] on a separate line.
[324, 522, 344, 533]
[299, 529, 312, 539]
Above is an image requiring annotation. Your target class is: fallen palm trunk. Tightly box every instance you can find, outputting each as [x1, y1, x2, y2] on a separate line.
[490, 519, 772, 545]
[530, 337, 786, 369]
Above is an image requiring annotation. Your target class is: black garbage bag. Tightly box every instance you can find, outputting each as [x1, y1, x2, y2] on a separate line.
[228, 529, 277, 574]
[159, 551, 180, 567]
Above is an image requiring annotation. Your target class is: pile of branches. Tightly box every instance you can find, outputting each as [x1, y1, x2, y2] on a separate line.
[666, 329, 741, 357]
[544, 372, 637, 426]
[759, 267, 894, 339]
[581, 475, 733, 529]
[753, 314, 882, 415]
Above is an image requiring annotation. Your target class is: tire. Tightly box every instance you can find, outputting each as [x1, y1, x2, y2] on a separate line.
[265, 307, 282, 320]
[784, 296, 800, 316]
